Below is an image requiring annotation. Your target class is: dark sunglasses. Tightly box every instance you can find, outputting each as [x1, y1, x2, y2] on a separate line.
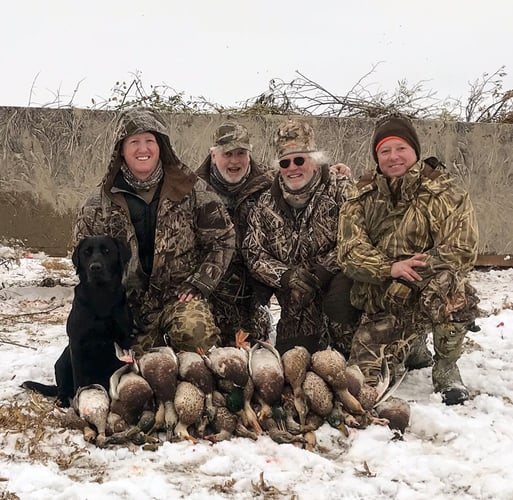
[279, 156, 306, 169]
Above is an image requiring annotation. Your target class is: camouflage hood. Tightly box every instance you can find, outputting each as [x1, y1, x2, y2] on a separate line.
[103, 107, 184, 189]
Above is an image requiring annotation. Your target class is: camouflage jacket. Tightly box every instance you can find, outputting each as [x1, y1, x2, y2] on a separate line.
[197, 156, 274, 256]
[244, 165, 355, 289]
[337, 163, 478, 313]
[196, 156, 274, 302]
[74, 109, 235, 322]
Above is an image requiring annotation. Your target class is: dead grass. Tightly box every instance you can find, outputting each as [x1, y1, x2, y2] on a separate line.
[0, 395, 88, 469]
[1, 108, 512, 253]
[0, 489, 20, 500]
[41, 259, 72, 272]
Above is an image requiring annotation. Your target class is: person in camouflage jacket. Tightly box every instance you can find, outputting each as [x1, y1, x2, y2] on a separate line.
[243, 119, 359, 355]
[73, 107, 235, 354]
[196, 121, 274, 345]
[337, 113, 479, 405]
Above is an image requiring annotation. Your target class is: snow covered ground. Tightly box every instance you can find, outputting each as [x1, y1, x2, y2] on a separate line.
[1, 246, 513, 500]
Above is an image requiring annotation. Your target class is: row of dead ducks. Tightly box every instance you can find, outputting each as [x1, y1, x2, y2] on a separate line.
[63, 333, 410, 449]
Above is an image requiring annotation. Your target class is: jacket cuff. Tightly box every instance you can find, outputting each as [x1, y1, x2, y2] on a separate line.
[187, 274, 217, 298]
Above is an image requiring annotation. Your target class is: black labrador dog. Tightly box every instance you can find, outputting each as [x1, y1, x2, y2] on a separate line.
[23, 235, 134, 406]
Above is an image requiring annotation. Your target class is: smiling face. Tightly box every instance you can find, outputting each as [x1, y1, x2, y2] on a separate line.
[279, 153, 318, 191]
[376, 138, 417, 178]
[121, 132, 160, 180]
[211, 147, 250, 184]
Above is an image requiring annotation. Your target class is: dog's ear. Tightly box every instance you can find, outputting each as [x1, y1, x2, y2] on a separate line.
[115, 238, 132, 270]
[71, 239, 84, 273]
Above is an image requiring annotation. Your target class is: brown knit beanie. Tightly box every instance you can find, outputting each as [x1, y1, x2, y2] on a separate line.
[371, 113, 421, 164]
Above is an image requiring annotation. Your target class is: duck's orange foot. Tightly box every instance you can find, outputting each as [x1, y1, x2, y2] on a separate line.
[235, 330, 251, 349]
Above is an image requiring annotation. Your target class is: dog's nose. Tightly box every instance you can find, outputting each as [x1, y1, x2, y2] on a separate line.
[89, 262, 103, 272]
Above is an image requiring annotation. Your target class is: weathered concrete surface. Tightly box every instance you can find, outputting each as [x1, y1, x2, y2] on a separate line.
[0, 107, 512, 255]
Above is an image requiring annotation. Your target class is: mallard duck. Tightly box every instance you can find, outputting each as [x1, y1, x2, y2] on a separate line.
[177, 350, 215, 436]
[104, 410, 157, 447]
[174, 381, 205, 441]
[203, 332, 249, 389]
[311, 349, 364, 416]
[327, 401, 352, 435]
[275, 384, 318, 435]
[302, 371, 333, 418]
[345, 364, 365, 398]
[344, 361, 391, 429]
[248, 341, 284, 421]
[178, 351, 215, 395]
[225, 376, 263, 435]
[204, 331, 262, 434]
[261, 413, 306, 445]
[375, 396, 410, 434]
[203, 390, 238, 442]
[72, 384, 111, 447]
[137, 346, 179, 439]
[109, 364, 153, 426]
[276, 385, 301, 435]
[281, 346, 311, 425]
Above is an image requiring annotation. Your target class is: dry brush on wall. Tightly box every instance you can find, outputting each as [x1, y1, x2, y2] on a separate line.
[0, 107, 512, 255]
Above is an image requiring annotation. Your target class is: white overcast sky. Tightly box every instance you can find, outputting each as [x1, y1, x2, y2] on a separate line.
[3, 0, 513, 109]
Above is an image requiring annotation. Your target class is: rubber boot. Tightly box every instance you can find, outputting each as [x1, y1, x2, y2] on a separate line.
[405, 333, 433, 370]
[432, 322, 469, 405]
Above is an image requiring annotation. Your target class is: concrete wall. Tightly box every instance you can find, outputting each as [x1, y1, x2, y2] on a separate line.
[0, 107, 511, 256]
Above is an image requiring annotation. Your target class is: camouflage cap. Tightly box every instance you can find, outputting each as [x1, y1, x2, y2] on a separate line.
[274, 119, 317, 159]
[213, 121, 252, 152]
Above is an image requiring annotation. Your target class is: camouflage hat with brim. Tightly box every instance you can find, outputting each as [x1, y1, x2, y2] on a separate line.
[213, 121, 252, 153]
[275, 119, 317, 159]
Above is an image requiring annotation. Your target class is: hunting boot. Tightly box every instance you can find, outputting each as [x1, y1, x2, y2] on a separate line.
[432, 322, 469, 405]
[405, 333, 433, 370]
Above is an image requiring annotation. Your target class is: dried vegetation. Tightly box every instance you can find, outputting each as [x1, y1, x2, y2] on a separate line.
[1, 67, 513, 254]
[0, 395, 88, 469]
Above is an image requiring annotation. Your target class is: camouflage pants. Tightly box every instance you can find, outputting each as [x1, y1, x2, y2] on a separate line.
[132, 298, 220, 355]
[328, 320, 358, 360]
[274, 294, 328, 355]
[350, 271, 479, 385]
[349, 311, 423, 385]
[210, 294, 273, 346]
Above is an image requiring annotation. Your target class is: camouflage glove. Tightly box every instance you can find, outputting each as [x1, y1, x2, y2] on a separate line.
[281, 267, 320, 307]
